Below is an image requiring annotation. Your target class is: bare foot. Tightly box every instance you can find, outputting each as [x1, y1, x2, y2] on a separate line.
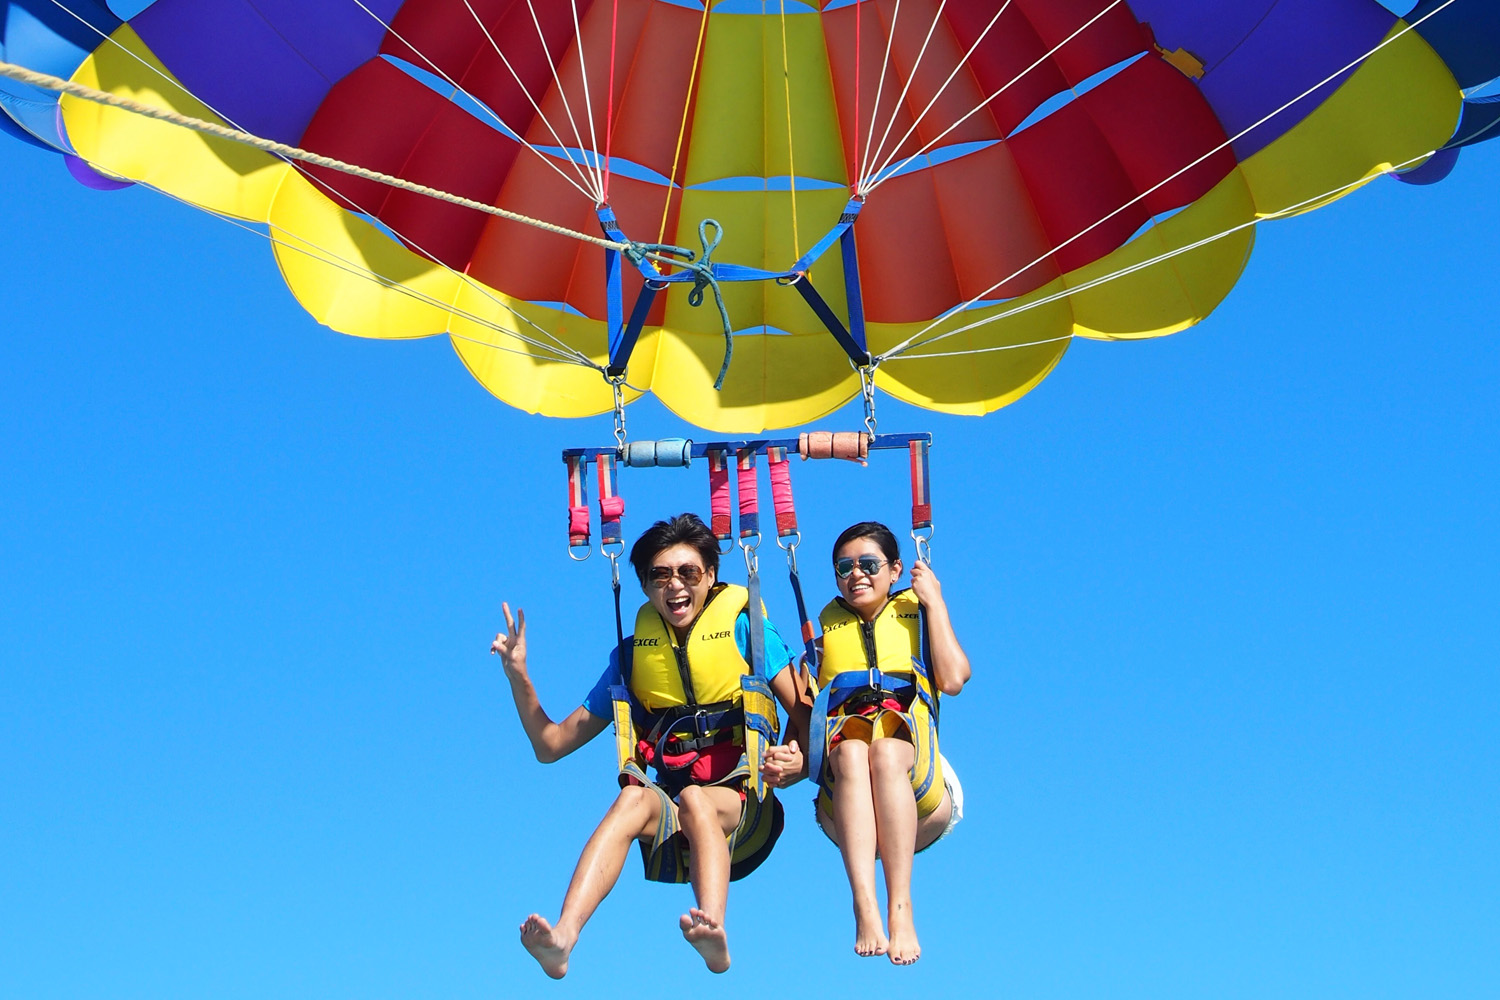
[886, 900, 920, 965]
[519, 914, 573, 979]
[679, 908, 731, 973]
[853, 898, 889, 957]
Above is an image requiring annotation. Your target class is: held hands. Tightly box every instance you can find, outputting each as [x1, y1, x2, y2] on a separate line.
[490, 602, 528, 679]
[908, 560, 944, 606]
[761, 740, 806, 788]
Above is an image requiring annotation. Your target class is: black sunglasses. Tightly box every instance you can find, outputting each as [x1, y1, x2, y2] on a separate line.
[648, 564, 705, 588]
[834, 555, 888, 579]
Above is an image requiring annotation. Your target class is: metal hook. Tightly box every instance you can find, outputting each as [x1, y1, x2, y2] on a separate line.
[740, 532, 762, 576]
[567, 543, 593, 563]
[608, 377, 628, 450]
[858, 365, 878, 437]
[911, 525, 935, 566]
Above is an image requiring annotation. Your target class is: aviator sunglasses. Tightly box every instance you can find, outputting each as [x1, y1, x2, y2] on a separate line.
[648, 564, 705, 587]
[834, 555, 889, 580]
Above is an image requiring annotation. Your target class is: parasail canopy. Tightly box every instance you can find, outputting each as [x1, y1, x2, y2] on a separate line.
[3, 0, 1497, 431]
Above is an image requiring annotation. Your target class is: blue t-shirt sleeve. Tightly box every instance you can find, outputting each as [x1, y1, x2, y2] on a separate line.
[735, 612, 793, 680]
[582, 646, 622, 720]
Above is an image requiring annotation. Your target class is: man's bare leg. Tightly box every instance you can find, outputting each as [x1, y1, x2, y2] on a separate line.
[521, 785, 660, 978]
[676, 784, 741, 973]
[869, 738, 921, 965]
[831, 740, 887, 956]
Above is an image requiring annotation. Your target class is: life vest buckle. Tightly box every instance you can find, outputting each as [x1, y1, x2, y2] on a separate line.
[690, 708, 712, 737]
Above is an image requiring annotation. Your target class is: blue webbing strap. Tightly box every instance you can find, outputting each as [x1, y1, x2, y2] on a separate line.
[792, 278, 870, 366]
[595, 201, 869, 387]
[807, 683, 832, 790]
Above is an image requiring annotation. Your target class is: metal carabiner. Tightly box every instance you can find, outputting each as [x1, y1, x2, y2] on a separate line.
[740, 532, 762, 575]
[910, 525, 935, 566]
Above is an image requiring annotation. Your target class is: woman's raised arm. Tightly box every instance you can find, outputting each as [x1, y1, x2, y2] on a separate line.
[908, 563, 971, 696]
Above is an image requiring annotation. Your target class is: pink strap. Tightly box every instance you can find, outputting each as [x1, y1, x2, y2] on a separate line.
[736, 448, 760, 537]
[599, 495, 625, 519]
[767, 447, 797, 537]
[566, 455, 589, 547]
[568, 506, 591, 544]
[707, 449, 732, 541]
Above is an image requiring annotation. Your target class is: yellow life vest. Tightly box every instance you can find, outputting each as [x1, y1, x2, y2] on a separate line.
[817, 588, 928, 692]
[810, 589, 946, 820]
[629, 583, 750, 711]
[608, 583, 783, 884]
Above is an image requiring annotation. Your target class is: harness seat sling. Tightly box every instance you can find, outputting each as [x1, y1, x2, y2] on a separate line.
[609, 583, 783, 884]
[808, 589, 945, 822]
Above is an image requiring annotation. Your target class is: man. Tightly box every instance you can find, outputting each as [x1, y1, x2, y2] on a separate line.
[492, 513, 807, 977]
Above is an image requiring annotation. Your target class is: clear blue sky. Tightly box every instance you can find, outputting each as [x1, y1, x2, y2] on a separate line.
[1, 127, 1496, 997]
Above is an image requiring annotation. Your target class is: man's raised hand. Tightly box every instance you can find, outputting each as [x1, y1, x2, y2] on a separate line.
[491, 602, 528, 678]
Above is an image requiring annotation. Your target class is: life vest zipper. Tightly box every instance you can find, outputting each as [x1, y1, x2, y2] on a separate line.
[672, 642, 697, 708]
[860, 619, 879, 690]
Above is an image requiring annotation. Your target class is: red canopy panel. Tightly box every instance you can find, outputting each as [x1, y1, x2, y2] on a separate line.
[381, 0, 588, 144]
[856, 142, 1060, 321]
[299, 57, 520, 271]
[822, 0, 1153, 183]
[469, 164, 677, 324]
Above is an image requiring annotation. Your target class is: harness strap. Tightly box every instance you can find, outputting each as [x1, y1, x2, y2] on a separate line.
[707, 448, 733, 548]
[766, 447, 797, 537]
[908, 438, 932, 531]
[736, 447, 760, 541]
[565, 454, 590, 549]
[737, 448, 767, 683]
[596, 453, 625, 546]
[768, 447, 818, 666]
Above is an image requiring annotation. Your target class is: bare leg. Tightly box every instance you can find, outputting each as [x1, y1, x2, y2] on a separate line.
[830, 740, 887, 957]
[676, 784, 742, 974]
[521, 785, 660, 979]
[869, 738, 921, 965]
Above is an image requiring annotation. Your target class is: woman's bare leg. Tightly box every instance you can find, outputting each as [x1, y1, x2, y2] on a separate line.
[521, 785, 661, 979]
[675, 784, 742, 973]
[869, 738, 921, 965]
[830, 740, 887, 956]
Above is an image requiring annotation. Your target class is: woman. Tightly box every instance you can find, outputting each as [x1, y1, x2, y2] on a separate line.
[492, 513, 807, 977]
[764, 521, 970, 965]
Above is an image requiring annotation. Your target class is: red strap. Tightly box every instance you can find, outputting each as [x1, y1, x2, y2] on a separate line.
[568, 506, 591, 541]
[708, 449, 732, 541]
[767, 446, 798, 537]
[736, 448, 760, 537]
[566, 455, 590, 547]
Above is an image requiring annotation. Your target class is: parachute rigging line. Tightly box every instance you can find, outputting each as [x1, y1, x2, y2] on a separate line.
[859, 0, 904, 187]
[0, 61, 704, 266]
[568, 0, 606, 203]
[31, 0, 605, 369]
[657, 0, 713, 246]
[148, 182, 603, 368]
[348, 0, 601, 202]
[779, 0, 802, 259]
[861, 0, 1126, 195]
[889, 148, 1436, 362]
[860, 0, 963, 189]
[457, 0, 603, 201]
[875, 0, 1465, 363]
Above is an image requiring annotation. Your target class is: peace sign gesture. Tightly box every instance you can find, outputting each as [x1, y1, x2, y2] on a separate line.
[490, 602, 528, 679]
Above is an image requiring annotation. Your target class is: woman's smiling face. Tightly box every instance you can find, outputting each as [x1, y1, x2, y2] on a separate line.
[645, 543, 716, 638]
[834, 536, 901, 621]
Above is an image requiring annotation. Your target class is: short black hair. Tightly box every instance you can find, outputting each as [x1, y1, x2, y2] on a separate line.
[629, 513, 721, 586]
[832, 521, 901, 565]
